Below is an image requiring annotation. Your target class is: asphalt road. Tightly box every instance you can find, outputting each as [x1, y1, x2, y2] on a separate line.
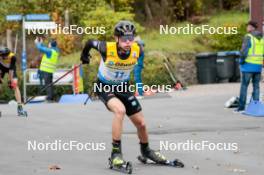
[0, 83, 263, 175]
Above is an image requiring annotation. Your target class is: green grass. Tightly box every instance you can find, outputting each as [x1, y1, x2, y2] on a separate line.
[209, 11, 248, 26]
[58, 50, 101, 69]
[143, 30, 209, 52]
[142, 11, 249, 53]
[60, 11, 248, 63]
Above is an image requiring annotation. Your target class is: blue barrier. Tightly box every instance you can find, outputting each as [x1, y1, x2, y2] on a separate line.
[27, 96, 46, 104]
[59, 94, 90, 104]
[243, 100, 264, 117]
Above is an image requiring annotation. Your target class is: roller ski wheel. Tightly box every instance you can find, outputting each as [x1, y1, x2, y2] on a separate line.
[137, 155, 147, 164]
[17, 104, 28, 117]
[108, 157, 133, 174]
[18, 110, 28, 117]
[138, 152, 184, 168]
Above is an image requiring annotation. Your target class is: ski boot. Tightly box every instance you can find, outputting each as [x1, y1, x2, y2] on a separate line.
[17, 104, 27, 117]
[138, 148, 184, 167]
[108, 152, 132, 174]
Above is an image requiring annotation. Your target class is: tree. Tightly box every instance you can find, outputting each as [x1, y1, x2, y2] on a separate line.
[144, 0, 153, 21]
[219, 0, 223, 9]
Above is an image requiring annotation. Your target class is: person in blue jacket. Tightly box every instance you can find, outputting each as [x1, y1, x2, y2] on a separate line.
[134, 37, 145, 97]
[35, 37, 59, 102]
[236, 21, 264, 112]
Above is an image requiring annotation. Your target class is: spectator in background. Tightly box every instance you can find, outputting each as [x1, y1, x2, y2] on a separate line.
[236, 21, 264, 112]
[29, 54, 44, 91]
[35, 37, 59, 102]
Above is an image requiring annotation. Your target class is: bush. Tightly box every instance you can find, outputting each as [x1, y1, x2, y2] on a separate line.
[197, 23, 246, 51]
[51, 34, 80, 56]
[0, 78, 15, 101]
[139, 53, 172, 86]
[81, 1, 144, 41]
[0, 72, 22, 102]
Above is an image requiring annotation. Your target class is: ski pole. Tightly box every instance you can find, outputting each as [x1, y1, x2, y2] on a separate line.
[84, 80, 96, 105]
[25, 63, 82, 105]
[83, 93, 91, 105]
[163, 60, 177, 83]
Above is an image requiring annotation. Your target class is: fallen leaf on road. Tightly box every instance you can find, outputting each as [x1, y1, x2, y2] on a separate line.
[192, 165, 199, 170]
[233, 149, 240, 154]
[232, 168, 246, 173]
[49, 165, 61, 170]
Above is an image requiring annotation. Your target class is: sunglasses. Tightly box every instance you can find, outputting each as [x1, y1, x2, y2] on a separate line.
[119, 35, 134, 42]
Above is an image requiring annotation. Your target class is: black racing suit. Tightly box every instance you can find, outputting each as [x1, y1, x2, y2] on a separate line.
[0, 54, 17, 79]
[81, 40, 143, 116]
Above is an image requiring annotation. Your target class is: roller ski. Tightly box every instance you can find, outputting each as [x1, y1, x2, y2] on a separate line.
[17, 104, 27, 117]
[138, 149, 184, 168]
[108, 152, 133, 174]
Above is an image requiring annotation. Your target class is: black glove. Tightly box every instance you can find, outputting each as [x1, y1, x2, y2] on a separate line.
[81, 53, 91, 65]
[0, 79, 2, 84]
